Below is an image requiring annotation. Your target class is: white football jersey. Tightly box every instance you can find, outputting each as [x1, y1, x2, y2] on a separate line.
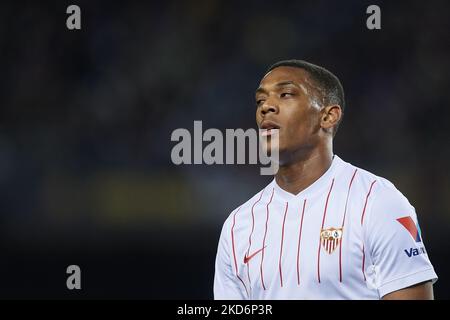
[214, 155, 437, 299]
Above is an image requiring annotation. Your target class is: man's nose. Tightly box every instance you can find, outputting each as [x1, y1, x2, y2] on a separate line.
[260, 98, 279, 115]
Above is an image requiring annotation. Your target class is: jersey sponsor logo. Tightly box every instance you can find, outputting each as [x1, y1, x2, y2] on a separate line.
[396, 216, 422, 242]
[244, 246, 266, 264]
[404, 246, 426, 257]
[320, 228, 343, 254]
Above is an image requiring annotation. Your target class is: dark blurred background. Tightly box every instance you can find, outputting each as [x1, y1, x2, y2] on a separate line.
[0, 0, 449, 299]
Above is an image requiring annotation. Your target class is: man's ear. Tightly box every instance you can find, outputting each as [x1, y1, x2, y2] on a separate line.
[320, 105, 342, 133]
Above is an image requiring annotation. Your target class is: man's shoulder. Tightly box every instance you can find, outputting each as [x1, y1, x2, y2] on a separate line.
[340, 157, 401, 196]
[221, 181, 274, 226]
[342, 158, 414, 213]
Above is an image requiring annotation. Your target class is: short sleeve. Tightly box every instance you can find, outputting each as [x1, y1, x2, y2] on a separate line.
[213, 216, 247, 300]
[363, 184, 438, 298]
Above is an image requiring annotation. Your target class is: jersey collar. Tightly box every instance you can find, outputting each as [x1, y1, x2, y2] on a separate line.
[272, 155, 345, 201]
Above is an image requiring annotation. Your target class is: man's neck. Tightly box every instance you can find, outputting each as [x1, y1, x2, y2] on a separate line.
[275, 145, 334, 195]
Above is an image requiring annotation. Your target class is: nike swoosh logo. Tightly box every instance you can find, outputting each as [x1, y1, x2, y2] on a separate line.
[244, 246, 266, 264]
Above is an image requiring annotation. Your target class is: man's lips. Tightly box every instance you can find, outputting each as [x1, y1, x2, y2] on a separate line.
[260, 120, 280, 136]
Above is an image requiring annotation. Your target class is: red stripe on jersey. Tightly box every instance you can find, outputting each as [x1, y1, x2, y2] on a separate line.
[360, 180, 377, 225]
[297, 199, 307, 285]
[317, 178, 335, 283]
[279, 202, 289, 287]
[260, 188, 274, 290]
[246, 189, 266, 292]
[360, 181, 376, 282]
[231, 206, 248, 296]
[362, 244, 367, 281]
[339, 169, 358, 282]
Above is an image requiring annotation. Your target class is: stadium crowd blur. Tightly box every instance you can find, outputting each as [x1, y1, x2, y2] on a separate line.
[0, 0, 449, 298]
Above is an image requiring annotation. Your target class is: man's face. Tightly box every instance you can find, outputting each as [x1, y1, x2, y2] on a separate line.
[255, 66, 324, 164]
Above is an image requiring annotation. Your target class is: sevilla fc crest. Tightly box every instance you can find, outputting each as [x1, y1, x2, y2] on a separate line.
[320, 228, 343, 254]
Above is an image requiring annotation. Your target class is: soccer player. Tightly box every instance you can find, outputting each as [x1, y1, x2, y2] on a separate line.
[213, 60, 438, 299]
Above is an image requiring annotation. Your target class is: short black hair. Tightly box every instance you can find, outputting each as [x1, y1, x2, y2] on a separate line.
[267, 59, 345, 135]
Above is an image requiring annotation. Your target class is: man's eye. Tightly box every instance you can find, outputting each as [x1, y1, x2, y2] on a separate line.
[256, 99, 264, 106]
[281, 92, 293, 98]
